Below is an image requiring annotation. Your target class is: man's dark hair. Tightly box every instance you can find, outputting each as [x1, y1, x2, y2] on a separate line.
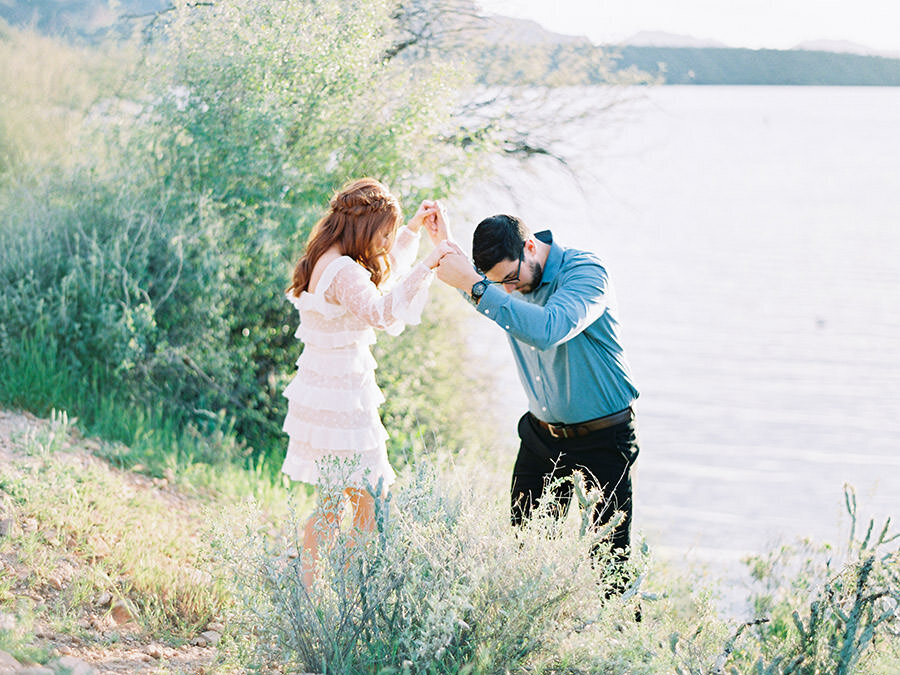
[472, 214, 530, 274]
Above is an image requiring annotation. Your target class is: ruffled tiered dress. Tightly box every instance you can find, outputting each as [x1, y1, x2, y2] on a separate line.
[281, 228, 433, 489]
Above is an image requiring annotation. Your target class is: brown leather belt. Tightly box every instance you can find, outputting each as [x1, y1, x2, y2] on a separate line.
[532, 407, 633, 439]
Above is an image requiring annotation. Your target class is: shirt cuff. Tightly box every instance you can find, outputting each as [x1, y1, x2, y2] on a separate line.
[475, 284, 505, 316]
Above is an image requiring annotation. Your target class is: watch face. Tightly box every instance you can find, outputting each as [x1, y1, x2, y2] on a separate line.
[472, 279, 488, 298]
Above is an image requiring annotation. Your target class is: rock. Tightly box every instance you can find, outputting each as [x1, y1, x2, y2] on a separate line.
[45, 656, 98, 674]
[86, 535, 111, 560]
[0, 518, 13, 538]
[94, 592, 112, 608]
[14, 667, 53, 675]
[144, 644, 163, 659]
[0, 613, 15, 632]
[205, 621, 224, 633]
[42, 529, 61, 547]
[46, 576, 63, 591]
[0, 649, 22, 672]
[109, 600, 134, 625]
[199, 630, 220, 646]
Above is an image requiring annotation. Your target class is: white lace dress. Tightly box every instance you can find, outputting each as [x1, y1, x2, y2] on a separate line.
[281, 227, 433, 489]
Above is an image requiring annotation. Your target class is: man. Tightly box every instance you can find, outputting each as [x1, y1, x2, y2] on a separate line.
[434, 213, 640, 562]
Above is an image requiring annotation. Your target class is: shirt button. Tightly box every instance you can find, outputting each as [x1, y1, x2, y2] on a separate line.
[536, 376, 540, 381]
[505, 325, 510, 330]
[484, 309, 490, 315]
[541, 406, 547, 412]
[530, 346, 535, 351]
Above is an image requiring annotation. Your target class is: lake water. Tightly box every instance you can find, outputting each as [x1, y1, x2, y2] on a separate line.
[448, 85, 900, 607]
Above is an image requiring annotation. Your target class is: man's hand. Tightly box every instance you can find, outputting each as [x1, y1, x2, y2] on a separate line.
[436, 251, 483, 292]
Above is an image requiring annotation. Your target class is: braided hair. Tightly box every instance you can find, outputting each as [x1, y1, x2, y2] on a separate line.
[288, 178, 403, 295]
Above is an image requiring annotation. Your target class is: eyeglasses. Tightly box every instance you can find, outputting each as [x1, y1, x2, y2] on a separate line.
[488, 249, 524, 285]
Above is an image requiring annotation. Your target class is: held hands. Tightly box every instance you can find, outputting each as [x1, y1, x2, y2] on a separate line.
[411, 198, 473, 287]
[435, 250, 483, 292]
[423, 240, 461, 269]
[408, 199, 453, 246]
[407, 200, 437, 234]
[425, 201, 452, 246]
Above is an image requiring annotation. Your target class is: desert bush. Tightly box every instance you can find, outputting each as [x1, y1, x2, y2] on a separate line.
[216, 465, 649, 673]
[732, 485, 900, 674]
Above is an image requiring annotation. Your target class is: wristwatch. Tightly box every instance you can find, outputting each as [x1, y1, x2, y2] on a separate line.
[471, 277, 489, 302]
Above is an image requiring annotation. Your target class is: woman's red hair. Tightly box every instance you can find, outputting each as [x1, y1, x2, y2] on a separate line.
[288, 178, 403, 296]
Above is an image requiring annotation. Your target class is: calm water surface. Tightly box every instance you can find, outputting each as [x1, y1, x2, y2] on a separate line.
[450, 86, 900, 602]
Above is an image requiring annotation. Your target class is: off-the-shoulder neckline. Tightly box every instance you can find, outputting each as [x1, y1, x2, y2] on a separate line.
[307, 255, 358, 296]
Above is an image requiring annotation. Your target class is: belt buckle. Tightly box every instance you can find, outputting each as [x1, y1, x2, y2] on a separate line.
[547, 423, 570, 439]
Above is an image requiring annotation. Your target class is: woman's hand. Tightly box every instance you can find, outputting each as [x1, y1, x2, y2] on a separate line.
[425, 201, 452, 246]
[423, 240, 458, 269]
[407, 200, 437, 234]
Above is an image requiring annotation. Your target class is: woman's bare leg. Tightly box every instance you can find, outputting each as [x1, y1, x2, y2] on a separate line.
[346, 487, 376, 534]
[301, 487, 379, 588]
[301, 489, 342, 589]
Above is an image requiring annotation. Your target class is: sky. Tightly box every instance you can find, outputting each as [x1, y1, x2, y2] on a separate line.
[475, 0, 900, 53]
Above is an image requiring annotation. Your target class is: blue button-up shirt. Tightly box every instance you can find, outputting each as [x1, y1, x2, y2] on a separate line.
[475, 230, 639, 424]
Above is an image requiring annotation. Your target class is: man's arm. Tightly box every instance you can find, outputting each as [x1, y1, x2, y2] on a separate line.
[439, 254, 609, 350]
[435, 251, 484, 302]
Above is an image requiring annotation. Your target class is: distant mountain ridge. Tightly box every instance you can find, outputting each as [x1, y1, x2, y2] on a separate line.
[610, 45, 900, 86]
[0, 0, 165, 38]
[3, 1, 900, 86]
[478, 17, 900, 86]
[620, 31, 728, 49]
[616, 30, 898, 58]
[793, 39, 900, 58]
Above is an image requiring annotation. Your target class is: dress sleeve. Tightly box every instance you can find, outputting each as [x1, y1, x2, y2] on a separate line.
[389, 226, 421, 273]
[325, 259, 434, 336]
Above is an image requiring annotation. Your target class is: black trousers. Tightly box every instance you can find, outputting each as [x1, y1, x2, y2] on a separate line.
[510, 411, 640, 555]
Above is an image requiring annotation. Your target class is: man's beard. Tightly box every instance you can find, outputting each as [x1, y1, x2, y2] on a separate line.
[519, 260, 543, 294]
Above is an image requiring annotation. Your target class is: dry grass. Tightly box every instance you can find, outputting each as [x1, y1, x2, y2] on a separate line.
[0, 409, 273, 672]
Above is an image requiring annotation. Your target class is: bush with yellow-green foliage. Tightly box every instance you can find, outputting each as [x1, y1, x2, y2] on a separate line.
[0, 0, 500, 475]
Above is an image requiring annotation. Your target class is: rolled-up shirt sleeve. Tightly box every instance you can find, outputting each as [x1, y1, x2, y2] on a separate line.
[476, 261, 609, 350]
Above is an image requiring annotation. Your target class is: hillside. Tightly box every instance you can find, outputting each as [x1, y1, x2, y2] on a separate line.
[4, 1, 900, 86]
[612, 45, 900, 86]
[0, 410, 230, 673]
[0, 0, 164, 39]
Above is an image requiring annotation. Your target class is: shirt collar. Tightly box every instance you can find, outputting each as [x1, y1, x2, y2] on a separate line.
[534, 230, 561, 287]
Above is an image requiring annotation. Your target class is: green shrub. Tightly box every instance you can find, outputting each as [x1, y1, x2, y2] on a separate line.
[0, 0, 497, 467]
[735, 486, 900, 674]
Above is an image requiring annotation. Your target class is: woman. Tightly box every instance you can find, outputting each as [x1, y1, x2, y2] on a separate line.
[282, 177, 451, 585]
